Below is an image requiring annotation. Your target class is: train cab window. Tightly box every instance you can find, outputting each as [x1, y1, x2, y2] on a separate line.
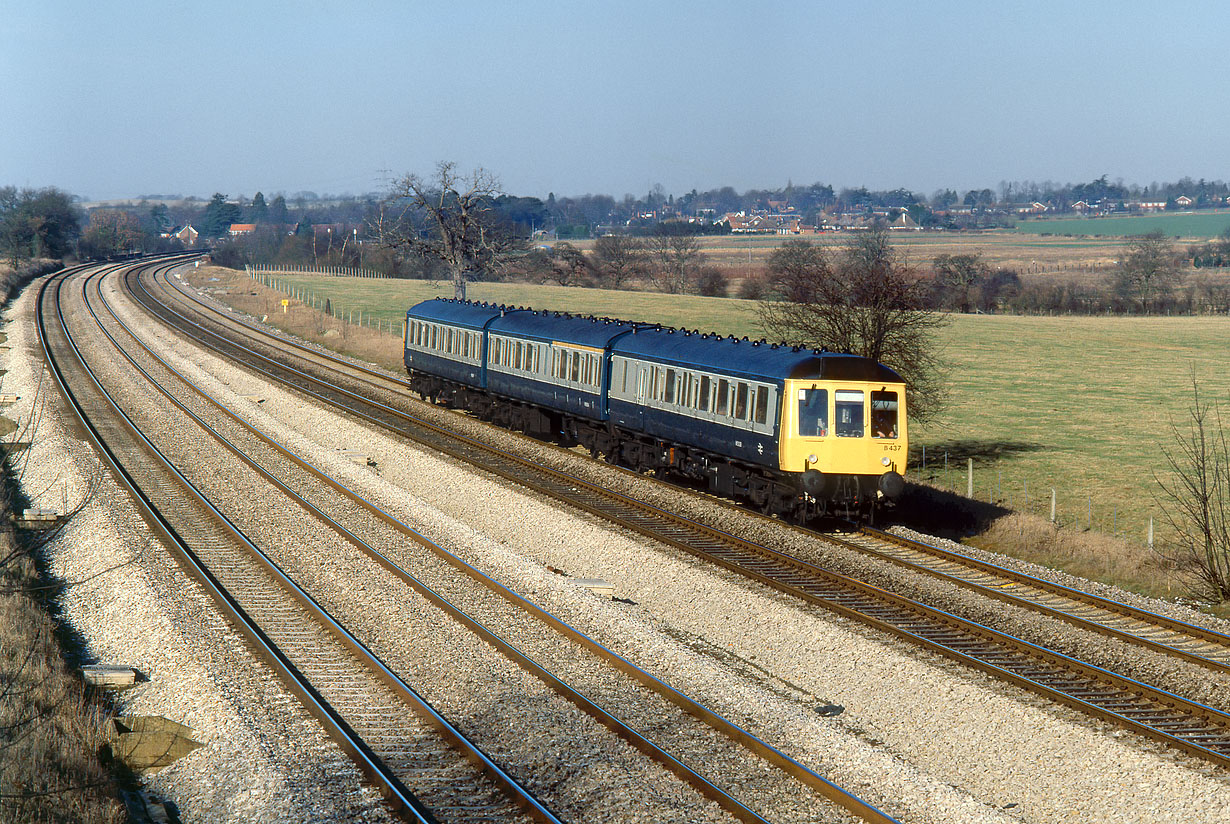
[698, 376, 711, 412]
[872, 391, 899, 438]
[754, 386, 769, 425]
[798, 388, 828, 437]
[716, 379, 730, 416]
[734, 383, 749, 420]
[835, 390, 865, 438]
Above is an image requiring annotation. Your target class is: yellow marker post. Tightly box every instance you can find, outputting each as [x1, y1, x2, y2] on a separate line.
[281, 299, 289, 314]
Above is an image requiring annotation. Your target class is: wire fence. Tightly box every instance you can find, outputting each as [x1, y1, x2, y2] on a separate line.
[246, 268, 407, 340]
[910, 447, 1156, 548]
[245, 263, 389, 279]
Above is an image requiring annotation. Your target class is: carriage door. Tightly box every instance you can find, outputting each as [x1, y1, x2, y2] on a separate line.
[630, 363, 648, 428]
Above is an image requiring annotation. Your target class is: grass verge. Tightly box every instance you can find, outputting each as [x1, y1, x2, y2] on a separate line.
[1, 260, 127, 823]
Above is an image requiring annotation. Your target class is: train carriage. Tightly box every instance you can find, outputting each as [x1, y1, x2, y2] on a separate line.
[403, 300, 501, 399]
[404, 298, 907, 520]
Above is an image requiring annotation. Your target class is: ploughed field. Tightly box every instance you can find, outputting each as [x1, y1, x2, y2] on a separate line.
[194, 266, 1230, 603]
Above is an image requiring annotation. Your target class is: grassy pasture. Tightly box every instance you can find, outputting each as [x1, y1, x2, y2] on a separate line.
[1016, 210, 1230, 239]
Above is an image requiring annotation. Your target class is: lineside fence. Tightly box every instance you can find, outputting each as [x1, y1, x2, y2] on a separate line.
[910, 447, 1157, 549]
[245, 267, 407, 340]
[245, 263, 390, 279]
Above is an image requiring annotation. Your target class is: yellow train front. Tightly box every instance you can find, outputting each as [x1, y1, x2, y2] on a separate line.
[778, 371, 907, 515]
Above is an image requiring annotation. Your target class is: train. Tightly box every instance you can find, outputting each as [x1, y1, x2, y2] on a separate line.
[403, 298, 907, 520]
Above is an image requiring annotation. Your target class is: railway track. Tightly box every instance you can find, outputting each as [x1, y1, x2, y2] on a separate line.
[41, 261, 563, 824]
[130, 262, 1230, 770]
[837, 527, 1230, 672]
[85, 260, 903, 822]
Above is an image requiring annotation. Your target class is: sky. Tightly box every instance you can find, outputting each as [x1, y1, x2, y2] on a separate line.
[3, 1, 1229, 202]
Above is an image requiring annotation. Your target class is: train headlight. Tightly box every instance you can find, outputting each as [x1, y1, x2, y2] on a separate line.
[807, 454, 818, 463]
[881, 457, 891, 467]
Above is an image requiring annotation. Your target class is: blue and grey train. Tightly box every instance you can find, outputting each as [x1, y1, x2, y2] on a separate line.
[404, 298, 907, 519]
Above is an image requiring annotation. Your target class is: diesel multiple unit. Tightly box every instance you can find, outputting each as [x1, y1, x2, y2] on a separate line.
[404, 298, 907, 519]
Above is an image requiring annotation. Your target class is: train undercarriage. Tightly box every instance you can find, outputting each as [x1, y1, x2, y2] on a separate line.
[411, 372, 883, 522]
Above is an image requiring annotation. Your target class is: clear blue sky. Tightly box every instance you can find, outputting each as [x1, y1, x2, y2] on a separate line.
[3, 1, 1227, 202]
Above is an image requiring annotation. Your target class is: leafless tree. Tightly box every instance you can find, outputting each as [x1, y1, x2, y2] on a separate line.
[591, 234, 647, 288]
[757, 231, 948, 422]
[646, 234, 702, 294]
[545, 242, 593, 286]
[374, 162, 513, 300]
[1111, 230, 1183, 313]
[1154, 377, 1230, 602]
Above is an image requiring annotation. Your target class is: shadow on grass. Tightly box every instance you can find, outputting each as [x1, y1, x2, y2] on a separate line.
[909, 439, 1047, 466]
[883, 482, 1012, 539]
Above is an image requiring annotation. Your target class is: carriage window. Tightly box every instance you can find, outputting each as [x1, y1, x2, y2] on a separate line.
[570, 352, 580, 382]
[798, 388, 828, 437]
[716, 379, 730, 416]
[871, 391, 899, 439]
[682, 373, 694, 408]
[699, 375, 711, 411]
[734, 383, 749, 420]
[664, 369, 676, 404]
[754, 386, 769, 424]
[835, 389, 864, 438]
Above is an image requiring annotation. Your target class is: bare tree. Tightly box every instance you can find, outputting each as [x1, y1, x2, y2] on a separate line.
[1111, 230, 1182, 313]
[646, 234, 701, 294]
[591, 234, 647, 288]
[757, 231, 948, 423]
[1154, 378, 1230, 602]
[932, 252, 990, 313]
[374, 162, 512, 300]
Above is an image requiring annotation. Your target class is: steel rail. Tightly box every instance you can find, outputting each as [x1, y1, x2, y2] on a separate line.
[46, 263, 553, 824]
[100, 264, 903, 824]
[92, 268, 841, 824]
[133, 264, 1230, 768]
[835, 526, 1230, 671]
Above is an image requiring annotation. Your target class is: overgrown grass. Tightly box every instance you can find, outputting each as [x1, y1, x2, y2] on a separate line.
[0, 524, 127, 823]
[194, 266, 1230, 608]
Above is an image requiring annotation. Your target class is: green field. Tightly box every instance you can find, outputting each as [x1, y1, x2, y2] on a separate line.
[1016, 210, 1230, 238]
[233, 270, 1230, 546]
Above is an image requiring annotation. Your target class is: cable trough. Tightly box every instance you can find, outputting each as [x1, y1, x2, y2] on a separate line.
[132, 262, 1230, 770]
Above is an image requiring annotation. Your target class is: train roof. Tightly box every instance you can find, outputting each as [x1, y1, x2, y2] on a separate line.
[406, 298, 904, 384]
[406, 298, 505, 330]
[614, 326, 904, 383]
[487, 308, 639, 348]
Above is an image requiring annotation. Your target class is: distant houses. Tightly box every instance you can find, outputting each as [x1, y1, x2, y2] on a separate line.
[721, 212, 805, 234]
[169, 224, 198, 246]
